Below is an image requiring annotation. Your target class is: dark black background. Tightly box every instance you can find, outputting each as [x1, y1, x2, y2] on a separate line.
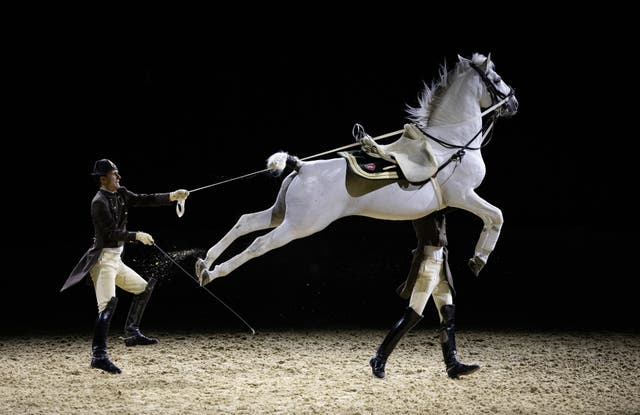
[9, 26, 633, 334]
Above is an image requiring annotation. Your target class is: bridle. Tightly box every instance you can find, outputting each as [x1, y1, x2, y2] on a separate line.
[469, 62, 516, 118]
[418, 62, 516, 153]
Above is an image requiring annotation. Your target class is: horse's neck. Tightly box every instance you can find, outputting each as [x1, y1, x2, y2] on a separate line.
[429, 73, 479, 124]
[427, 73, 483, 148]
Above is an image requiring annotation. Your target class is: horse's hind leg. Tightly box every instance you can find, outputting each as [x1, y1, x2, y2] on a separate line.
[200, 221, 320, 286]
[201, 208, 281, 268]
[196, 174, 293, 279]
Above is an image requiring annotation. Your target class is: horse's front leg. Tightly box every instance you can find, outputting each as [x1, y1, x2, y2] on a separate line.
[449, 191, 503, 276]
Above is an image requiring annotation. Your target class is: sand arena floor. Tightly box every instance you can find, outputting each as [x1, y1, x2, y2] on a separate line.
[1, 329, 638, 414]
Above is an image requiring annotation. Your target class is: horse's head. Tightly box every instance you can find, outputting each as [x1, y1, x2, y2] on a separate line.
[460, 53, 519, 118]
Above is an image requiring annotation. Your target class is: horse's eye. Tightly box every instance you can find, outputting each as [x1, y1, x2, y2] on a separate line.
[493, 77, 502, 84]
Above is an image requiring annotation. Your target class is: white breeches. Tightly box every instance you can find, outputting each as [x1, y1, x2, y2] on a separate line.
[408, 246, 453, 322]
[89, 250, 148, 312]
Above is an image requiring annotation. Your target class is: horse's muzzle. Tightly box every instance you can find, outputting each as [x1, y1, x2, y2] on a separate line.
[501, 96, 519, 117]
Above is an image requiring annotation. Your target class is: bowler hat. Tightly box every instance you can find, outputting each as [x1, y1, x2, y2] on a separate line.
[91, 159, 118, 176]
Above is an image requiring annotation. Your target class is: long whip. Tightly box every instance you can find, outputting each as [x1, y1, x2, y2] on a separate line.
[152, 242, 256, 335]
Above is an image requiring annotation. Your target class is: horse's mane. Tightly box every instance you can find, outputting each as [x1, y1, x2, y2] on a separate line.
[406, 53, 490, 128]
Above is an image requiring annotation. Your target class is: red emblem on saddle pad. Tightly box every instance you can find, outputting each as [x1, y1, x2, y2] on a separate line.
[364, 163, 376, 171]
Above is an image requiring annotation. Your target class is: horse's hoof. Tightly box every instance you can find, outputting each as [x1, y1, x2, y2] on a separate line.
[468, 256, 486, 276]
[195, 258, 206, 279]
[199, 269, 211, 287]
[195, 258, 211, 286]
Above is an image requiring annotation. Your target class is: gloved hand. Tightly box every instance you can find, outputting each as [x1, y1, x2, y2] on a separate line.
[170, 189, 190, 201]
[135, 232, 154, 245]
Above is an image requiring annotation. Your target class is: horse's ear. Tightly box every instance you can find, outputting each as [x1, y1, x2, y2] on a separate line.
[458, 54, 469, 63]
[479, 53, 492, 72]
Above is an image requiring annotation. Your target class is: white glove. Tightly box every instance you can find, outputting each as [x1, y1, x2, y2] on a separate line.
[170, 189, 190, 201]
[135, 232, 154, 245]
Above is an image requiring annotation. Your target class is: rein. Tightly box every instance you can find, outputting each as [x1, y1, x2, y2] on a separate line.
[418, 90, 513, 152]
[173, 129, 409, 216]
[173, 74, 513, 217]
[416, 63, 516, 168]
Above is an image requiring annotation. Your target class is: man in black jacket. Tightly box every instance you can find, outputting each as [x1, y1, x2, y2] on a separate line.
[61, 159, 189, 374]
[369, 210, 480, 379]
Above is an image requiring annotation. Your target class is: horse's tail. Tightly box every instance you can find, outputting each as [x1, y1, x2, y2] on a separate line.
[267, 152, 302, 177]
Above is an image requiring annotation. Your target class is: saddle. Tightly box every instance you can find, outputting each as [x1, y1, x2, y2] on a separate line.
[352, 124, 439, 183]
[339, 123, 445, 208]
[337, 150, 400, 180]
[338, 148, 445, 209]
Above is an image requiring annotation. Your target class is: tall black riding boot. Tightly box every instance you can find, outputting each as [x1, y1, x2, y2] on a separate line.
[123, 277, 158, 347]
[91, 296, 121, 374]
[369, 307, 423, 378]
[439, 304, 479, 379]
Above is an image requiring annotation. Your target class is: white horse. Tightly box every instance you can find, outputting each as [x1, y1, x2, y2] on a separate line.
[196, 53, 518, 286]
